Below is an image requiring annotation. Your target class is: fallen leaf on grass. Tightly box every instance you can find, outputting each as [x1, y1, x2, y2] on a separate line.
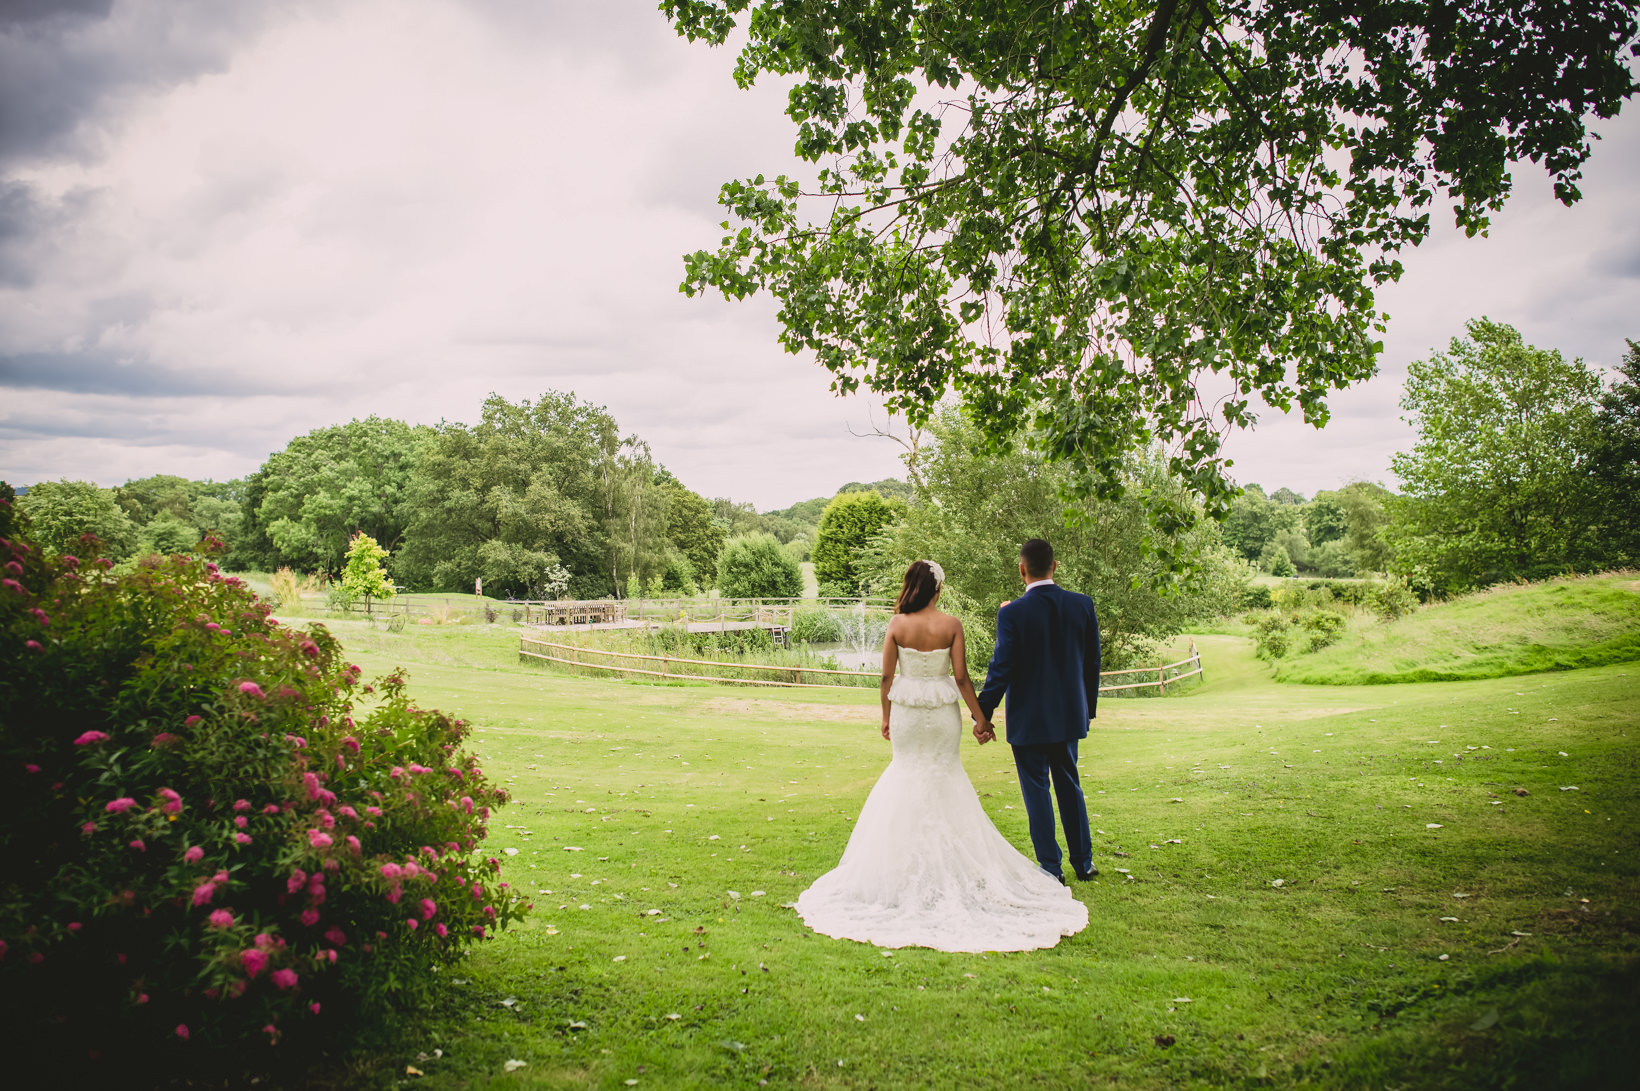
[1171, 998, 1193, 1003]
[1426, 823, 1443, 829]
[1439, 917, 1459, 923]
[564, 846, 583, 852]
[1154, 1035, 1175, 1048]
[503, 848, 518, 856]
[406, 1066, 424, 1077]
[503, 1059, 528, 1071]
[1269, 879, 1284, 887]
[665, 1013, 681, 1021]
[1470, 1009, 1500, 1031]
[1513, 788, 1530, 797]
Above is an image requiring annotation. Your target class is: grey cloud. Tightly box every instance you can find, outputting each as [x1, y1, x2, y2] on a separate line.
[467, 0, 689, 77]
[0, 351, 273, 397]
[0, 178, 40, 285]
[0, 0, 111, 31]
[0, 0, 283, 168]
[1590, 230, 1640, 279]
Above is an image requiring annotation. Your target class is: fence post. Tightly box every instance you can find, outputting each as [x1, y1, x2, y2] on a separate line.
[1158, 663, 1165, 695]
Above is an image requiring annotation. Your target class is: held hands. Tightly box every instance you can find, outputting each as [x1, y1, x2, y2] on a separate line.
[971, 717, 996, 745]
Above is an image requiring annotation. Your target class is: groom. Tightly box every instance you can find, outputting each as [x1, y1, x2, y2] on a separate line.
[975, 539, 1101, 884]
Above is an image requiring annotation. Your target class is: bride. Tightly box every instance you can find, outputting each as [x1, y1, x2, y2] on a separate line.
[794, 561, 1089, 952]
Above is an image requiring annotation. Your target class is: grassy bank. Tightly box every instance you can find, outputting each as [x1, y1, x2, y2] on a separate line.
[282, 627, 1640, 1090]
[1274, 573, 1640, 684]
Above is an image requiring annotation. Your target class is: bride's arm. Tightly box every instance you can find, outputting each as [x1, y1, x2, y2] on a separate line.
[878, 620, 899, 739]
[951, 624, 991, 740]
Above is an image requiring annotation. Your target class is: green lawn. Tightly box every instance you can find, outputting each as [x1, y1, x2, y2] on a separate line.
[302, 623, 1637, 1089]
[1276, 574, 1640, 684]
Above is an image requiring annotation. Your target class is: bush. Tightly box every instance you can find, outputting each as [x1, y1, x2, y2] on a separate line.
[1241, 585, 1274, 610]
[1251, 612, 1292, 659]
[812, 491, 903, 592]
[1297, 607, 1348, 652]
[1372, 576, 1420, 621]
[716, 533, 802, 599]
[0, 509, 524, 1074]
[791, 607, 845, 644]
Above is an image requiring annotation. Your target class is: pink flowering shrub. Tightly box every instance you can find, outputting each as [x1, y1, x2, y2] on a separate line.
[0, 500, 523, 1070]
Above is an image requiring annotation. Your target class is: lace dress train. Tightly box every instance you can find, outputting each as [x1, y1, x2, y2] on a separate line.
[794, 647, 1088, 952]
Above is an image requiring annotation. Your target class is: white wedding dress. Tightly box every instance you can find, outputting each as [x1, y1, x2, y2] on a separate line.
[795, 646, 1089, 952]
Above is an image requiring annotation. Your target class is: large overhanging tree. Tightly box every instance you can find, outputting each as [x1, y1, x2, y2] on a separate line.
[664, 0, 1638, 538]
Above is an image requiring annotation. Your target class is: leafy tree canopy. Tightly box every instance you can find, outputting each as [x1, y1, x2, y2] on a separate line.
[1591, 339, 1640, 564]
[663, 482, 727, 585]
[1305, 491, 1349, 546]
[137, 516, 201, 557]
[872, 406, 1245, 669]
[252, 417, 431, 574]
[397, 393, 612, 599]
[1219, 487, 1299, 563]
[1387, 318, 1606, 592]
[667, 0, 1638, 528]
[17, 480, 137, 560]
[813, 489, 905, 592]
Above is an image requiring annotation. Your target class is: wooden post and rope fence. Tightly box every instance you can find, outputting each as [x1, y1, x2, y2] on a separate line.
[1094, 639, 1203, 694]
[518, 636, 1204, 694]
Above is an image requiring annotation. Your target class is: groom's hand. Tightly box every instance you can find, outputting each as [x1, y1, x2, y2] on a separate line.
[972, 718, 995, 744]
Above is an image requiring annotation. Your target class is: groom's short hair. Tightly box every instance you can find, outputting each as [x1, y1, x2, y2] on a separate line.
[1020, 538, 1054, 578]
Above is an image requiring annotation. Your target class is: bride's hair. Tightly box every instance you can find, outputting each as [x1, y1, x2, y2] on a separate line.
[895, 561, 941, 614]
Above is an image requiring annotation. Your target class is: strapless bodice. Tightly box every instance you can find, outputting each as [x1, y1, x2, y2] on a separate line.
[888, 646, 959, 708]
[895, 646, 952, 678]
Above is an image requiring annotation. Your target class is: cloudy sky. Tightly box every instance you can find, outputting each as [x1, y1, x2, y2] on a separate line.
[2, 1, 1636, 510]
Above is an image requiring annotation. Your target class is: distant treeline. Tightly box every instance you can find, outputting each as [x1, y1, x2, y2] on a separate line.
[11, 321, 1636, 605]
[8, 391, 910, 600]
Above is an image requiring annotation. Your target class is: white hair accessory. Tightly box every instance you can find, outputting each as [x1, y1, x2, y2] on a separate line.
[923, 560, 946, 589]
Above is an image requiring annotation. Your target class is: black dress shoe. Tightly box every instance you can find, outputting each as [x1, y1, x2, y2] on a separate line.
[1074, 866, 1099, 880]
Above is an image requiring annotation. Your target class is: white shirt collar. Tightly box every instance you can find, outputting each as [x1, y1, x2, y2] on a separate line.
[1024, 577, 1056, 592]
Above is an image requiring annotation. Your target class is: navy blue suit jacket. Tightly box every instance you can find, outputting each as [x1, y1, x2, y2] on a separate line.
[976, 582, 1101, 746]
